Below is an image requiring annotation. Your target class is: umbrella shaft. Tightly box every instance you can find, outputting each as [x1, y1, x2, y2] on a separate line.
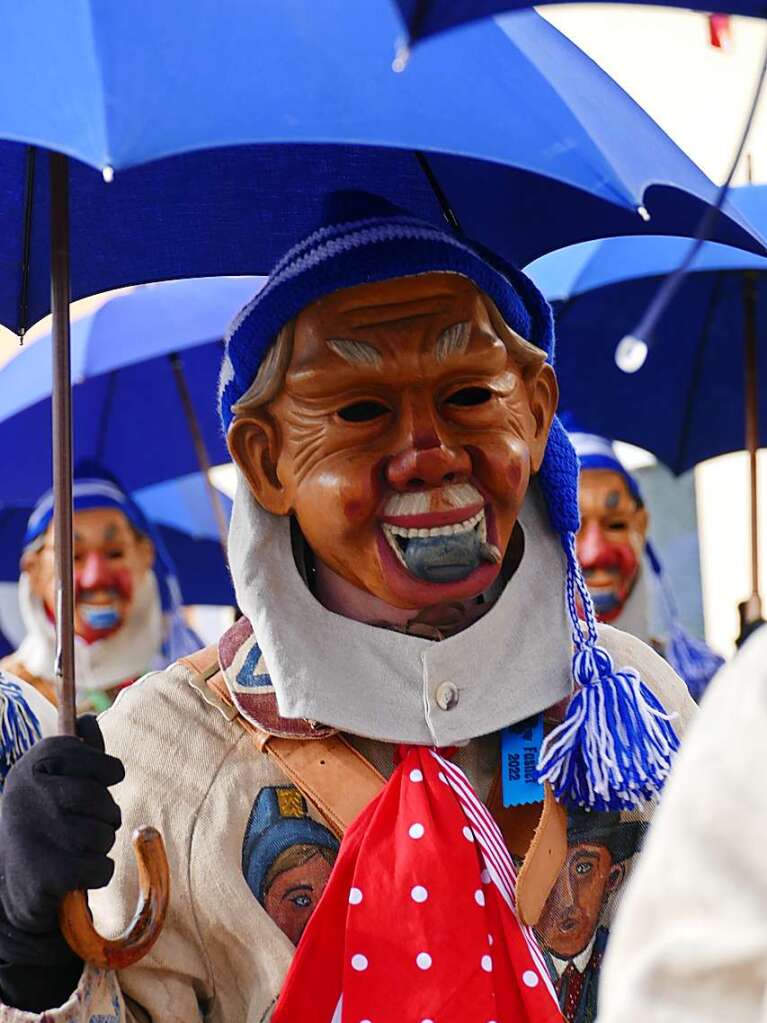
[50, 152, 76, 736]
[744, 270, 762, 609]
[169, 353, 229, 554]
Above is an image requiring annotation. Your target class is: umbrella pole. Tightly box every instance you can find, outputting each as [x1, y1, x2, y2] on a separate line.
[169, 352, 229, 553]
[49, 152, 77, 737]
[739, 269, 763, 641]
[49, 152, 172, 969]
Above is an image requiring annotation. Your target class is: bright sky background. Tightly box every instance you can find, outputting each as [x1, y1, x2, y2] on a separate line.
[2, 6, 765, 652]
[539, 6, 767, 654]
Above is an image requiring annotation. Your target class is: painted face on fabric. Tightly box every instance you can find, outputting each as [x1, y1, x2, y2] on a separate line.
[575, 469, 648, 623]
[23, 507, 154, 644]
[230, 274, 557, 610]
[263, 850, 335, 946]
[534, 843, 624, 959]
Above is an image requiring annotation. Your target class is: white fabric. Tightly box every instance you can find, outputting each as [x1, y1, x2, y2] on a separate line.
[228, 472, 573, 745]
[611, 564, 653, 647]
[598, 629, 764, 1023]
[15, 571, 164, 692]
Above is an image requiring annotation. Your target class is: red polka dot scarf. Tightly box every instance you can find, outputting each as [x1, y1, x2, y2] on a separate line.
[272, 745, 564, 1022]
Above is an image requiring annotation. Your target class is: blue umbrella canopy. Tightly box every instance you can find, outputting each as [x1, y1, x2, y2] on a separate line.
[393, 0, 766, 47]
[0, 6, 763, 335]
[0, 277, 264, 499]
[526, 184, 767, 473]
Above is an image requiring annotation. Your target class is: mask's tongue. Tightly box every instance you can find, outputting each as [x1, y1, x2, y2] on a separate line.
[79, 603, 121, 631]
[400, 530, 500, 582]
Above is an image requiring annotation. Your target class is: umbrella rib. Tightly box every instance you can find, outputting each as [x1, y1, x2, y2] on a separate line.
[17, 145, 36, 339]
[95, 369, 119, 463]
[414, 151, 462, 234]
[674, 271, 727, 474]
[405, 0, 433, 45]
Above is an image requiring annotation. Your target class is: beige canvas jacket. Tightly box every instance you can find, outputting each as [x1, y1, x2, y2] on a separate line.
[597, 625, 766, 1023]
[0, 617, 694, 1023]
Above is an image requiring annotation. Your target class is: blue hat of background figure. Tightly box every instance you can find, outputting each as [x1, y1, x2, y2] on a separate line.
[566, 419, 724, 702]
[217, 191, 681, 813]
[24, 460, 200, 664]
[560, 412, 644, 506]
[242, 787, 339, 904]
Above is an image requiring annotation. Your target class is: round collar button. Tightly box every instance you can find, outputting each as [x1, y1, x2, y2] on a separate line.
[435, 681, 459, 711]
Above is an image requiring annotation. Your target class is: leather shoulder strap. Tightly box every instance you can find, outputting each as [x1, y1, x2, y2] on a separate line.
[180, 646, 565, 922]
[179, 647, 385, 839]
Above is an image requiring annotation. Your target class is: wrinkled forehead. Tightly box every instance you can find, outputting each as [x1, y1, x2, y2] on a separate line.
[294, 273, 489, 352]
[580, 469, 638, 512]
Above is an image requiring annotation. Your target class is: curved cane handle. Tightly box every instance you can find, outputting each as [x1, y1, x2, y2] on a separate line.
[59, 826, 170, 970]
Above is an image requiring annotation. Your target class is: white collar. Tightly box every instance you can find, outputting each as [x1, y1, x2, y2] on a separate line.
[612, 564, 653, 645]
[550, 933, 598, 976]
[228, 475, 573, 745]
[15, 571, 164, 692]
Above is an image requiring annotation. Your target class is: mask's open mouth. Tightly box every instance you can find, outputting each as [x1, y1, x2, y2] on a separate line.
[381, 509, 501, 583]
[79, 602, 122, 631]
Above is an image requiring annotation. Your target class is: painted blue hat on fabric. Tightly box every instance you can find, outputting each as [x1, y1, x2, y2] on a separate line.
[242, 786, 339, 903]
[219, 191, 679, 812]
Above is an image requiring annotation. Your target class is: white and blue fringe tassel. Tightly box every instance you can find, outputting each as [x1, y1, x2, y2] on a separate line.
[537, 535, 681, 812]
[0, 677, 42, 791]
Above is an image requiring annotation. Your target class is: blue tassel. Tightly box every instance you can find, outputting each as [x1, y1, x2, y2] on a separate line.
[537, 535, 681, 811]
[665, 623, 724, 703]
[0, 677, 42, 791]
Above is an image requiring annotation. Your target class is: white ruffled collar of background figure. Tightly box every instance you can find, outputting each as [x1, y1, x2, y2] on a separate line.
[227, 472, 574, 746]
[14, 570, 164, 693]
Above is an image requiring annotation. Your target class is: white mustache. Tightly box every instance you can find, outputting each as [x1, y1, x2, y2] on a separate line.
[383, 482, 482, 516]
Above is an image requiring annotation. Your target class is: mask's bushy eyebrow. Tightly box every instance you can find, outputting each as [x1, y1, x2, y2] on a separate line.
[435, 321, 471, 362]
[326, 338, 383, 369]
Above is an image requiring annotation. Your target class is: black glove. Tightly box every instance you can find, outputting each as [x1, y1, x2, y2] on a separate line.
[0, 715, 125, 1011]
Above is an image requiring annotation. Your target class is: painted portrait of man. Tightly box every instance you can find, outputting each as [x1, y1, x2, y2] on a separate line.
[535, 809, 646, 1023]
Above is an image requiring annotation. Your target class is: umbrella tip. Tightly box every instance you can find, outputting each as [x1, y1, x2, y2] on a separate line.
[102, 165, 114, 184]
[636, 204, 651, 223]
[615, 334, 648, 374]
[392, 39, 410, 72]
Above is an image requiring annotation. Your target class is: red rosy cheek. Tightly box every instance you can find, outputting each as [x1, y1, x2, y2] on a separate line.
[343, 500, 364, 522]
[612, 543, 638, 578]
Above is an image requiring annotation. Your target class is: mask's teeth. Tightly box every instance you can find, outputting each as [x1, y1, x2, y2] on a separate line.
[479, 542, 502, 565]
[385, 508, 486, 540]
[382, 524, 409, 568]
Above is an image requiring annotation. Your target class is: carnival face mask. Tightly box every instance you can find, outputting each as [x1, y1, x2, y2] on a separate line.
[230, 273, 557, 609]
[576, 469, 648, 622]
[23, 507, 155, 643]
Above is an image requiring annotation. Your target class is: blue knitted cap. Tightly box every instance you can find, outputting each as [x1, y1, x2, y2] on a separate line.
[25, 461, 154, 551]
[219, 192, 679, 812]
[26, 460, 179, 619]
[219, 192, 579, 538]
[562, 417, 643, 506]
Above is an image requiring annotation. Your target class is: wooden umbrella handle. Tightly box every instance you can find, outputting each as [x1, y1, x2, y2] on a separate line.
[58, 826, 170, 970]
